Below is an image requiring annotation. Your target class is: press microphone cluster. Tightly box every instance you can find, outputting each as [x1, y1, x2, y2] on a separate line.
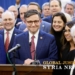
[8, 44, 21, 53]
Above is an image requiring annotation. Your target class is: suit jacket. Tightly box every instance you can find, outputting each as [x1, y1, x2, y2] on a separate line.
[19, 21, 51, 33]
[19, 22, 27, 31]
[0, 34, 6, 64]
[40, 21, 51, 33]
[42, 15, 52, 23]
[10, 31, 58, 64]
[0, 28, 23, 51]
[15, 18, 21, 29]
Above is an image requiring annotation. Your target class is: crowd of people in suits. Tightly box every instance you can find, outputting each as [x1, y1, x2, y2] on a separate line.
[0, 0, 75, 75]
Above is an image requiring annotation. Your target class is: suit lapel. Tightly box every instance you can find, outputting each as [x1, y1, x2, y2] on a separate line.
[36, 31, 44, 58]
[2, 30, 4, 42]
[24, 32, 32, 59]
[2, 30, 4, 45]
[8, 28, 17, 50]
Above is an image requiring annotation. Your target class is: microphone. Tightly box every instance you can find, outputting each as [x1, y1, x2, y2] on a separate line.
[30, 54, 40, 65]
[30, 47, 40, 65]
[8, 44, 21, 53]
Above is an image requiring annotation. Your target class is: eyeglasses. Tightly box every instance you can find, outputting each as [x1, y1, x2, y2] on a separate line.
[63, 29, 70, 32]
[26, 20, 40, 24]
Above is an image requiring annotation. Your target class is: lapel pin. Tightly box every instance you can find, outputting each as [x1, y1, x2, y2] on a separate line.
[14, 34, 17, 36]
[42, 25, 44, 27]
[40, 36, 43, 39]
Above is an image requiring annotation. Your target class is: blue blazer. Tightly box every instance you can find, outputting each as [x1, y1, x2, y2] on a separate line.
[10, 31, 58, 64]
[19, 21, 51, 33]
[15, 18, 21, 29]
[0, 28, 23, 51]
[42, 15, 53, 23]
[40, 21, 51, 33]
[0, 34, 6, 64]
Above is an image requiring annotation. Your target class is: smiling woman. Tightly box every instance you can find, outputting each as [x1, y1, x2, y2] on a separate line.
[50, 12, 67, 75]
[61, 20, 75, 75]
[50, 12, 67, 60]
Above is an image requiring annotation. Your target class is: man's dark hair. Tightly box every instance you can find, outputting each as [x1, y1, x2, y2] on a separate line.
[50, 0, 62, 7]
[24, 10, 41, 19]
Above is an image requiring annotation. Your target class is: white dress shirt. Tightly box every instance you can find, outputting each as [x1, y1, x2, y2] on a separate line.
[15, 4, 20, 9]
[4, 27, 15, 44]
[29, 30, 39, 50]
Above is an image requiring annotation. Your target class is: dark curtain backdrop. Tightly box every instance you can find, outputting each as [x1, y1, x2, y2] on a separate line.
[0, 0, 49, 10]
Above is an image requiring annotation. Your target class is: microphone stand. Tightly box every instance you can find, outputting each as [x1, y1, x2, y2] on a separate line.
[7, 44, 21, 75]
[30, 50, 40, 65]
[7, 50, 17, 75]
[12, 50, 17, 75]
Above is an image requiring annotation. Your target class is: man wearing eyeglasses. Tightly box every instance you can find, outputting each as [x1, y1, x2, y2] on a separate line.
[10, 10, 58, 65]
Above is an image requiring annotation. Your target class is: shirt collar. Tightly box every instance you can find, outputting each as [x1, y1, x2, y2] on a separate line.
[29, 30, 39, 39]
[4, 27, 15, 34]
[15, 4, 20, 9]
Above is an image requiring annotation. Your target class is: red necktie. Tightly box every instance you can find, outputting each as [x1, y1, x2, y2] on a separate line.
[30, 35, 35, 59]
[5, 31, 9, 52]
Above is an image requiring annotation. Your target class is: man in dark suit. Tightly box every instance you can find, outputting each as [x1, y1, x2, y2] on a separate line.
[10, 10, 58, 65]
[15, 0, 21, 19]
[0, 10, 22, 53]
[0, 10, 22, 63]
[15, 0, 21, 10]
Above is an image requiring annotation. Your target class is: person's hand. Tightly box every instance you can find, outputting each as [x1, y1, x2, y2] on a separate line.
[23, 58, 34, 65]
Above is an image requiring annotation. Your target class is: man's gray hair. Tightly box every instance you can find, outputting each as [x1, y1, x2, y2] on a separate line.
[0, 6, 4, 12]
[19, 4, 27, 11]
[2, 10, 15, 20]
[42, 2, 50, 9]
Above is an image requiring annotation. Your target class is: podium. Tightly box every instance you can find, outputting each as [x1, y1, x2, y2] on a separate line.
[0, 64, 53, 75]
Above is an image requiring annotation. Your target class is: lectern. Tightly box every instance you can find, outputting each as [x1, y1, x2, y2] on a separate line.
[0, 64, 53, 75]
